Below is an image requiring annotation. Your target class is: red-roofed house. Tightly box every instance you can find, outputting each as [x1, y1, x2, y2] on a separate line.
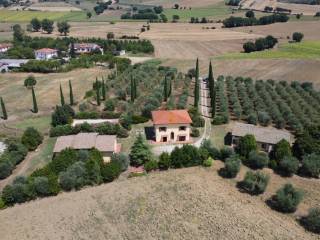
[152, 110, 192, 143]
[72, 43, 103, 55]
[35, 48, 58, 60]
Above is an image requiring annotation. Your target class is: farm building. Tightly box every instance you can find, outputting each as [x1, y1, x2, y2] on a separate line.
[35, 48, 58, 60]
[72, 43, 103, 55]
[152, 110, 192, 143]
[231, 122, 293, 153]
[53, 133, 121, 163]
[0, 43, 12, 53]
[0, 59, 29, 70]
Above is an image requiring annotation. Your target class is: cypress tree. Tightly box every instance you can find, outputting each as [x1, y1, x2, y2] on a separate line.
[96, 85, 101, 106]
[0, 97, 8, 120]
[194, 58, 200, 108]
[31, 86, 38, 113]
[60, 84, 65, 106]
[208, 61, 215, 118]
[130, 75, 135, 102]
[133, 77, 137, 99]
[102, 79, 106, 101]
[69, 80, 74, 106]
[70, 42, 76, 59]
[164, 76, 168, 102]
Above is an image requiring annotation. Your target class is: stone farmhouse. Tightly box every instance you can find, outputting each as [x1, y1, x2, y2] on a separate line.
[152, 110, 192, 143]
[35, 48, 58, 60]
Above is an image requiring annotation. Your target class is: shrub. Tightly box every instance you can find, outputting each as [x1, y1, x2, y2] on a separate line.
[203, 157, 213, 167]
[170, 145, 202, 168]
[271, 139, 292, 162]
[221, 155, 241, 178]
[33, 176, 51, 196]
[101, 161, 122, 182]
[247, 150, 269, 169]
[258, 111, 271, 126]
[243, 41, 256, 53]
[21, 127, 43, 151]
[292, 32, 304, 42]
[111, 153, 129, 172]
[278, 156, 299, 176]
[51, 105, 75, 127]
[245, 10, 255, 18]
[300, 208, 320, 234]
[59, 161, 87, 191]
[220, 147, 234, 161]
[238, 134, 257, 158]
[301, 153, 320, 178]
[191, 127, 200, 137]
[144, 160, 158, 172]
[0, 161, 14, 179]
[0, 198, 5, 209]
[104, 99, 115, 111]
[158, 152, 171, 170]
[24, 75, 37, 88]
[240, 171, 269, 195]
[272, 184, 303, 213]
[200, 139, 221, 159]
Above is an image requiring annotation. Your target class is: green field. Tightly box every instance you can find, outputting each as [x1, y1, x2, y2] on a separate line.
[10, 116, 51, 134]
[0, 10, 87, 22]
[163, 3, 232, 22]
[217, 41, 320, 60]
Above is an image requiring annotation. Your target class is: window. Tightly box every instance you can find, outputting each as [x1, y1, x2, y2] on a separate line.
[178, 136, 186, 142]
[179, 126, 186, 131]
[159, 127, 167, 132]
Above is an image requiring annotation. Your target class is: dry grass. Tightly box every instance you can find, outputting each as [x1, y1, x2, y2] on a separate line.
[0, 166, 319, 240]
[240, 0, 320, 15]
[26, 2, 82, 12]
[0, 67, 109, 122]
[119, 0, 223, 8]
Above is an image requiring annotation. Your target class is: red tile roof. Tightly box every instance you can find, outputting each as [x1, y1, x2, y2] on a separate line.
[152, 110, 192, 125]
[35, 48, 58, 53]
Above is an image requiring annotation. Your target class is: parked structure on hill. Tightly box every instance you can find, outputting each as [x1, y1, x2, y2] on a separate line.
[152, 110, 192, 143]
[35, 48, 58, 60]
[72, 43, 103, 55]
[53, 133, 121, 162]
[231, 122, 293, 153]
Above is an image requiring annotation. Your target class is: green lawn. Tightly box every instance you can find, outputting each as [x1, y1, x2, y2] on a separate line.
[0, 10, 87, 22]
[24, 137, 56, 176]
[217, 41, 320, 60]
[9, 116, 51, 134]
[163, 3, 232, 22]
[210, 124, 229, 149]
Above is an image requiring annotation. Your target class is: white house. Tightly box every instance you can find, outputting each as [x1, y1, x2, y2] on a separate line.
[35, 48, 58, 60]
[0, 43, 12, 53]
[72, 43, 103, 55]
[152, 110, 192, 143]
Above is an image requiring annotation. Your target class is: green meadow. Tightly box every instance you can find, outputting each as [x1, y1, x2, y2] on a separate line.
[217, 41, 320, 60]
[0, 10, 87, 22]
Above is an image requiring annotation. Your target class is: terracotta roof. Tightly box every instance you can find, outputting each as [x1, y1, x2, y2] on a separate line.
[0, 43, 12, 49]
[35, 48, 58, 53]
[152, 110, 192, 125]
[232, 122, 293, 145]
[53, 133, 117, 153]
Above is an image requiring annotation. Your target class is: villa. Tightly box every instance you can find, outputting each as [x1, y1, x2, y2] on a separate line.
[72, 43, 103, 55]
[0, 43, 12, 53]
[152, 110, 192, 143]
[35, 48, 58, 60]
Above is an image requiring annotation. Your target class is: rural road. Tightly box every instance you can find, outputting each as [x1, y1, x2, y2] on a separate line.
[153, 78, 212, 155]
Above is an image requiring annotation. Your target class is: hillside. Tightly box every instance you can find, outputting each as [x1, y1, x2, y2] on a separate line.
[0, 163, 318, 240]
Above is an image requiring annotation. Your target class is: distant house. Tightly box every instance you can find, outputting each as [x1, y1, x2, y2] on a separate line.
[0, 59, 29, 70]
[72, 43, 103, 55]
[0, 63, 9, 73]
[35, 48, 58, 60]
[0, 43, 12, 53]
[231, 122, 293, 153]
[152, 110, 192, 143]
[53, 133, 121, 163]
[113, 49, 126, 56]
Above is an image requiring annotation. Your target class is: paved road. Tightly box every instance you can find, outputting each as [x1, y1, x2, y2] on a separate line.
[153, 79, 212, 155]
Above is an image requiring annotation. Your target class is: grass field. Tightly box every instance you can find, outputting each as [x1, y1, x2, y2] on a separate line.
[217, 41, 320, 60]
[0, 10, 87, 22]
[9, 116, 51, 134]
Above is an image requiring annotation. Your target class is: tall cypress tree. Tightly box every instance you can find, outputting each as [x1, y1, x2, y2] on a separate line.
[60, 84, 65, 106]
[102, 79, 106, 101]
[164, 76, 168, 102]
[69, 80, 74, 106]
[133, 77, 137, 99]
[96, 85, 101, 106]
[194, 58, 200, 108]
[31, 86, 38, 113]
[130, 75, 135, 102]
[0, 97, 8, 120]
[208, 61, 215, 118]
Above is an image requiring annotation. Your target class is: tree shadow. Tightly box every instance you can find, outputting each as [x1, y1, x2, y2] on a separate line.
[144, 126, 155, 141]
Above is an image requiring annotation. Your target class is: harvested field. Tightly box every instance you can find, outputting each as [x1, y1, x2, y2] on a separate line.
[233, 21, 320, 41]
[241, 0, 320, 15]
[26, 2, 82, 12]
[0, 166, 319, 240]
[119, 0, 223, 8]
[162, 58, 320, 88]
[0, 67, 109, 121]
